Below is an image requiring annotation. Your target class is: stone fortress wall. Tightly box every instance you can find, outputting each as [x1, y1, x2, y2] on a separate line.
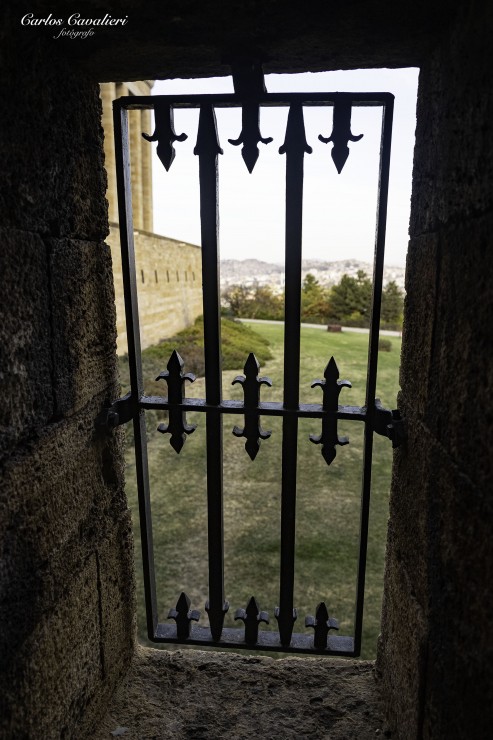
[100, 80, 203, 354]
[106, 226, 203, 354]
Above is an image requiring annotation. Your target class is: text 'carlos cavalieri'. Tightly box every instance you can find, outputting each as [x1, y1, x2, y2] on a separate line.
[21, 13, 128, 39]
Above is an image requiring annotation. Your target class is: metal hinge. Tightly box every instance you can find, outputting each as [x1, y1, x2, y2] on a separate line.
[373, 399, 406, 447]
[96, 392, 133, 430]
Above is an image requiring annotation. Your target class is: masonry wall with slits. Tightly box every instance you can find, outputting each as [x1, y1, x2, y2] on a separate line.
[107, 226, 203, 354]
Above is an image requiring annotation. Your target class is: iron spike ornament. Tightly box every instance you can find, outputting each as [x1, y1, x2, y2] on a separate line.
[156, 350, 196, 453]
[227, 57, 273, 172]
[228, 105, 273, 173]
[193, 103, 224, 157]
[274, 605, 297, 644]
[205, 599, 230, 642]
[234, 596, 269, 645]
[310, 356, 352, 466]
[142, 102, 187, 171]
[279, 103, 313, 156]
[305, 602, 340, 650]
[319, 97, 363, 173]
[232, 353, 272, 460]
[168, 592, 201, 640]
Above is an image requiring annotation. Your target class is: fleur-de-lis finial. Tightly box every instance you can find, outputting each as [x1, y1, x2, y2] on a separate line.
[168, 592, 200, 640]
[319, 97, 363, 173]
[235, 596, 269, 645]
[310, 356, 351, 466]
[228, 107, 273, 173]
[156, 350, 196, 453]
[228, 60, 273, 173]
[232, 353, 272, 460]
[305, 601, 339, 650]
[142, 101, 187, 171]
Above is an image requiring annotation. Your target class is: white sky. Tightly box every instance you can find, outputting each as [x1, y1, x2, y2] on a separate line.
[150, 69, 419, 268]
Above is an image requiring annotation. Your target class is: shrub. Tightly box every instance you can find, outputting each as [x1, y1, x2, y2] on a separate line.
[118, 316, 272, 395]
[378, 338, 392, 352]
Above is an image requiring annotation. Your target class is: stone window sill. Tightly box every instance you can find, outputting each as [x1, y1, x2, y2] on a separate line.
[93, 645, 389, 738]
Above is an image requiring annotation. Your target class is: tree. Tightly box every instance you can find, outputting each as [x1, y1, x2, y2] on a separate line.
[301, 273, 331, 324]
[381, 281, 404, 326]
[221, 283, 284, 320]
[328, 271, 372, 326]
[221, 284, 251, 317]
[250, 284, 284, 320]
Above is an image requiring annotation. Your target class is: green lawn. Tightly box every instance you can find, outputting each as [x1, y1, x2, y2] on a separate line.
[124, 323, 401, 659]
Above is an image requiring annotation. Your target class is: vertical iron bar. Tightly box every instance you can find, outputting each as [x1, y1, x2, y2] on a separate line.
[194, 104, 228, 640]
[276, 105, 312, 646]
[113, 101, 158, 638]
[354, 96, 394, 655]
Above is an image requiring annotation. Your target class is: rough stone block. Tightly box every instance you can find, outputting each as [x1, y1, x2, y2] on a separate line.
[400, 232, 437, 417]
[420, 444, 493, 739]
[98, 513, 136, 686]
[49, 238, 118, 417]
[422, 215, 493, 491]
[94, 647, 386, 739]
[0, 408, 133, 737]
[0, 394, 127, 649]
[0, 552, 102, 738]
[410, 17, 493, 237]
[385, 427, 430, 611]
[377, 545, 428, 740]
[0, 39, 107, 241]
[0, 229, 53, 463]
[380, 414, 493, 739]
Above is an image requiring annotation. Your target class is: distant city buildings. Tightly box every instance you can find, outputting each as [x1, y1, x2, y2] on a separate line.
[220, 258, 405, 293]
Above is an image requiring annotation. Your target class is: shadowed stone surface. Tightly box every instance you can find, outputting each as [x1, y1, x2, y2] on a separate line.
[378, 2, 493, 738]
[0, 11, 135, 739]
[9, 0, 454, 80]
[49, 237, 119, 416]
[94, 647, 386, 739]
[0, 229, 53, 462]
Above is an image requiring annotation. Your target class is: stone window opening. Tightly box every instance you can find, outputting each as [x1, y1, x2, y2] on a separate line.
[107, 72, 410, 664]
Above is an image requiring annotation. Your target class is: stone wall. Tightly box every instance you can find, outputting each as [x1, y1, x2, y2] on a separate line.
[107, 226, 203, 353]
[0, 26, 135, 740]
[376, 3, 493, 738]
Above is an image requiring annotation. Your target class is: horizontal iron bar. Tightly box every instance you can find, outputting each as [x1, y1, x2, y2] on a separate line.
[140, 395, 367, 420]
[101, 395, 404, 444]
[154, 623, 355, 656]
[115, 91, 394, 110]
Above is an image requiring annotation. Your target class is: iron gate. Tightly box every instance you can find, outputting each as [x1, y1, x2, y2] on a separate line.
[102, 65, 405, 656]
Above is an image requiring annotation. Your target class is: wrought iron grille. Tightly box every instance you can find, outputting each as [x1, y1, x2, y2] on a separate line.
[103, 68, 405, 657]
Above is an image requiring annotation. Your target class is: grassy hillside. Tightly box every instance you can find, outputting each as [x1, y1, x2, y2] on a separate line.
[123, 321, 401, 659]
